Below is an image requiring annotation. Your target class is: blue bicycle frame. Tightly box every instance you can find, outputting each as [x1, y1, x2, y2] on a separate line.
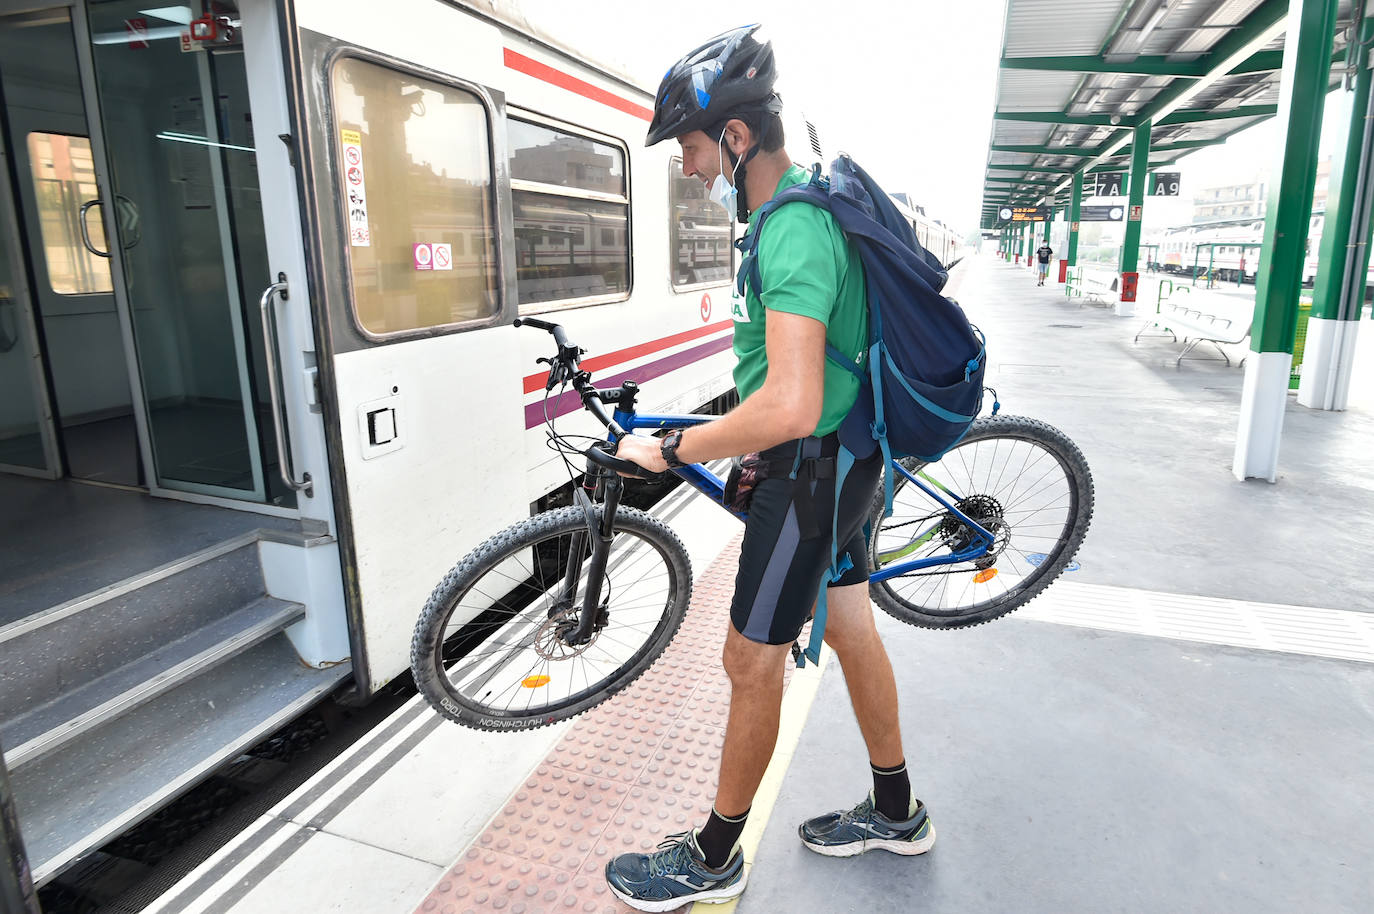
[610, 409, 996, 583]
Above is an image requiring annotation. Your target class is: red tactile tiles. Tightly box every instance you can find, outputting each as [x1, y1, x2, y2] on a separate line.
[415, 536, 764, 914]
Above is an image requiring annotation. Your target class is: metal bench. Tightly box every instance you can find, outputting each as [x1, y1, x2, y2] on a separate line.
[1137, 297, 1252, 366]
[1066, 269, 1118, 304]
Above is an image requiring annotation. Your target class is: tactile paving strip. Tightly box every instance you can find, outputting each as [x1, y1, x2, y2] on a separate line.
[415, 534, 789, 914]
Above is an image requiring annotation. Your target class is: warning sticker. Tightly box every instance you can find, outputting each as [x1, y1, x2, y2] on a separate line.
[431, 243, 452, 271]
[341, 129, 370, 247]
[413, 243, 433, 271]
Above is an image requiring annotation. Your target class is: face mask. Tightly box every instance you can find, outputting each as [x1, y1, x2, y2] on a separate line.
[708, 129, 739, 213]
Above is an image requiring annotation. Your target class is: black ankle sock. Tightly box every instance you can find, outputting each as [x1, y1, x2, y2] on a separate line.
[871, 760, 913, 820]
[696, 806, 749, 868]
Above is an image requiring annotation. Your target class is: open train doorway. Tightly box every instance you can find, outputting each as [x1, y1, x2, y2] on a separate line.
[0, 0, 349, 886]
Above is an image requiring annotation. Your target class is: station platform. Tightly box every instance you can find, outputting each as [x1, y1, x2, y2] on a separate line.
[144, 254, 1374, 913]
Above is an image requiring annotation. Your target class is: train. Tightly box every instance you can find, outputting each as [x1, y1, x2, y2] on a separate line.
[0, 0, 959, 888]
[1154, 214, 1331, 286]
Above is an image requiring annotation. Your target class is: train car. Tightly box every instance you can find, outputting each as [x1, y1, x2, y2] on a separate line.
[0, 0, 750, 885]
[1159, 213, 1335, 286]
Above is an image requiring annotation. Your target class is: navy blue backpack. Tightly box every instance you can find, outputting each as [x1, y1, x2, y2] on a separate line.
[736, 155, 991, 663]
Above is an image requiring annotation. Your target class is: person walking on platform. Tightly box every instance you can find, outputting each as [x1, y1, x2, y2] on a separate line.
[608, 25, 933, 911]
[1035, 240, 1053, 286]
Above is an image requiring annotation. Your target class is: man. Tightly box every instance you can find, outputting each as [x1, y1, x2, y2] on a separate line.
[1036, 240, 1053, 285]
[607, 25, 934, 910]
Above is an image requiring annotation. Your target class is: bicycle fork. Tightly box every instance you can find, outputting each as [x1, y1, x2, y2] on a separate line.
[560, 473, 623, 646]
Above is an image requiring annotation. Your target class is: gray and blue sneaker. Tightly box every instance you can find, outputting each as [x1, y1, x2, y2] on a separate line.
[605, 829, 746, 911]
[799, 792, 936, 858]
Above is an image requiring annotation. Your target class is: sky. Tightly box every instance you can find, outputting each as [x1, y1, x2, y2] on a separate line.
[511, 1, 1359, 238]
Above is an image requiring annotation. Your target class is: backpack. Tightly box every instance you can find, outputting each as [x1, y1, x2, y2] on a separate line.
[736, 155, 992, 665]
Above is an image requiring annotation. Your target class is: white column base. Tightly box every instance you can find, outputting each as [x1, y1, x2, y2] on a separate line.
[1232, 350, 1293, 483]
[1113, 297, 1136, 317]
[1296, 316, 1362, 410]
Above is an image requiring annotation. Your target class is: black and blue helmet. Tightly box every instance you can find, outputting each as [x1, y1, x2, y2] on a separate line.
[645, 25, 782, 147]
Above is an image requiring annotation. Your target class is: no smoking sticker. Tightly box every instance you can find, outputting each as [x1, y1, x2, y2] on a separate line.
[341, 129, 370, 247]
[432, 243, 452, 271]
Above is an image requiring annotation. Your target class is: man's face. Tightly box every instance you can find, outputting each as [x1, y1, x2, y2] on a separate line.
[677, 129, 724, 186]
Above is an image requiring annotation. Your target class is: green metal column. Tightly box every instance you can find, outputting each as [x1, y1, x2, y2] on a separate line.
[1234, 0, 1339, 482]
[1299, 16, 1374, 409]
[1308, 15, 1372, 318]
[1067, 171, 1082, 274]
[1024, 221, 1034, 265]
[1117, 119, 1152, 315]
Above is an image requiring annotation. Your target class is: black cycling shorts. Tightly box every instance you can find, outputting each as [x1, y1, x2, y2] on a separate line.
[729, 432, 883, 645]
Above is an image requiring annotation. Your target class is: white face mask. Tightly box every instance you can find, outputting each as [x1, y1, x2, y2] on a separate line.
[708, 129, 739, 213]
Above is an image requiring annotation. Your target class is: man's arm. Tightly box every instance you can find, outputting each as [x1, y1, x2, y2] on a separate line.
[614, 310, 826, 473]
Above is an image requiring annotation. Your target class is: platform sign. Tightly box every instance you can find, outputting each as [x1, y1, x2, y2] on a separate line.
[997, 205, 1049, 223]
[1149, 172, 1181, 196]
[1093, 173, 1125, 197]
[1081, 205, 1125, 222]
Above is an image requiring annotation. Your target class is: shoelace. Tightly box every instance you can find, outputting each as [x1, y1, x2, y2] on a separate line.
[837, 796, 876, 826]
[646, 831, 696, 877]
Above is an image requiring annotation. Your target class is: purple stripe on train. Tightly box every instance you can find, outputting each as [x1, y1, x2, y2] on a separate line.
[524, 335, 734, 429]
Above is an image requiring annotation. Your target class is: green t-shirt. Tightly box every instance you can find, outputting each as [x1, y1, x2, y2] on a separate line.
[729, 164, 868, 437]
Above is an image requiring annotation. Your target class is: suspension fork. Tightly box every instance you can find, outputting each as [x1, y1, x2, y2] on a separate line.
[563, 472, 623, 645]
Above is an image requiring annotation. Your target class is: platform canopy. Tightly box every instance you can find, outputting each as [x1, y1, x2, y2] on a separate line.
[980, 0, 1362, 228]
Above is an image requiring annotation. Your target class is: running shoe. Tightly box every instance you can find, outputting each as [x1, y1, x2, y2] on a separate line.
[798, 792, 936, 858]
[604, 829, 746, 911]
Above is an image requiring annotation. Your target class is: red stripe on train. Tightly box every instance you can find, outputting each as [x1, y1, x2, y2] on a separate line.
[522, 319, 734, 394]
[503, 48, 653, 122]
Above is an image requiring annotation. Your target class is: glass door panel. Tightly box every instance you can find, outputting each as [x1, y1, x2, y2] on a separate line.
[84, 0, 269, 500]
[0, 130, 56, 475]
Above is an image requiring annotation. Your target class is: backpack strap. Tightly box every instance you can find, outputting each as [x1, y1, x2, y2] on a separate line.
[798, 444, 858, 667]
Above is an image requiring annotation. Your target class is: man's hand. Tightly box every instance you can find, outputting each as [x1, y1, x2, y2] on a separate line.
[614, 433, 668, 475]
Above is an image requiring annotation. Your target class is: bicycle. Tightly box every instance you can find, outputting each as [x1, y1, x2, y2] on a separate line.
[411, 318, 1094, 731]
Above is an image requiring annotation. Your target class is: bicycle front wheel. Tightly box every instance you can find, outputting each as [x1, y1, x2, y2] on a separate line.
[411, 505, 691, 731]
[868, 415, 1094, 629]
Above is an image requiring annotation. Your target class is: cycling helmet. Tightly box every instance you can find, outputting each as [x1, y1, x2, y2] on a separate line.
[645, 24, 782, 147]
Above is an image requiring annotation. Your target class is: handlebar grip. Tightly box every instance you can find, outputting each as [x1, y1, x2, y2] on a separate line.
[513, 317, 570, 351]
[584, 443, 661, 481]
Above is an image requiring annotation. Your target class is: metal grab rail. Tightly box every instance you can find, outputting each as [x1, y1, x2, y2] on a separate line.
[78, 199, 109, 257]
[258, 274, 312, 497]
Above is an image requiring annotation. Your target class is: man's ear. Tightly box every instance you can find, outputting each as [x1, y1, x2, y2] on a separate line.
[723, 118, 753, 157]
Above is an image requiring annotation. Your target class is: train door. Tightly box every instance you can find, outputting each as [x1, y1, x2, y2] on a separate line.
[0, 0, 315, 504]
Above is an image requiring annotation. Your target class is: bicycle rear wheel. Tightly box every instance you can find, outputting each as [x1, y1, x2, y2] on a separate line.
[411, 505, 691, 731]
[868, 415, 1093, 629]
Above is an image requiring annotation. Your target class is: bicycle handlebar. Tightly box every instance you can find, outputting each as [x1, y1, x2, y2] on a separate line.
[515, 318, 662, 481]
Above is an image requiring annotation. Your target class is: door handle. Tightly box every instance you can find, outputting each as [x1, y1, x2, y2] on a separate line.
[79, 199, 109, 257]
[258, 273, 313, 497]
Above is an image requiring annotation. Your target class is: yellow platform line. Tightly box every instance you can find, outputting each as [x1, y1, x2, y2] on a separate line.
[691, 646, 832, 914]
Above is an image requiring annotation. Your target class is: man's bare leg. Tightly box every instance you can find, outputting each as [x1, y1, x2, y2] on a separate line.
[821, 581, 905, 767]
[713, 627, 793, 815]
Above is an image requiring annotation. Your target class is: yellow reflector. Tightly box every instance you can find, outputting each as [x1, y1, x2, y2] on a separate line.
[972, 568, 998, 584]
[521, 675, 551, 688]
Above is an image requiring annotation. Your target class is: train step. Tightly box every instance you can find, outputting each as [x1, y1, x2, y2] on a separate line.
[0, 529, 351, 885]
[9, 635, 347, 885]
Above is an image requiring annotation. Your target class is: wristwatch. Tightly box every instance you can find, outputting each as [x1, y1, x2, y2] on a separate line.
[660, 429, 687, 469]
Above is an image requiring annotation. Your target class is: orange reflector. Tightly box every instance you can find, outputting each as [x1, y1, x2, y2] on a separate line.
[521, 675, 551, 688]
[972, 568, 998, 584]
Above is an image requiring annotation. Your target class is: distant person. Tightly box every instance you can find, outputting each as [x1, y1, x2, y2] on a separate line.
[1036, 241, 1053, 286]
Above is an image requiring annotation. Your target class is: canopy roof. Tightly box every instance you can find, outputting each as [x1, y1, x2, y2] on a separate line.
[981, 0, 1362, 228]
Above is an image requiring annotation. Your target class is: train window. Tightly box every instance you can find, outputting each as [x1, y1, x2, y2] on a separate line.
[25, 133, 114, 295]
[331, 58, 498, 336]
[509, 114, 630, 309]
[669, 158, 732, 290]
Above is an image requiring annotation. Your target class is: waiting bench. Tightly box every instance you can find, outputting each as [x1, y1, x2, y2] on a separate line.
[1066, 270, 1118, 304]
[1134, 297, 1252, 365]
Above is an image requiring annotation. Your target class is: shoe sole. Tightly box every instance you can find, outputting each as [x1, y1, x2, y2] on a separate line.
[606, 869, 748, 912]
[801, 822, 937, 858]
